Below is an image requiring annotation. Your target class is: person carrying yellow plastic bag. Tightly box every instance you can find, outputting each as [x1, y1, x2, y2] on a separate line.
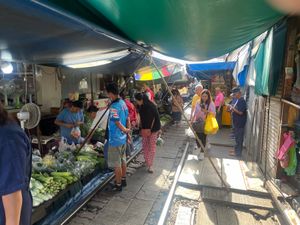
[204, 113, 219, 135]
[191, 89, 216, 160]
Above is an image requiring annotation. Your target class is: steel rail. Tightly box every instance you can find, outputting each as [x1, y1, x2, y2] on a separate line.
[157, 142, 190, 225]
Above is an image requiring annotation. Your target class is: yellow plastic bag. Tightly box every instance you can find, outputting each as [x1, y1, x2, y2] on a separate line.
[204, 113, 219, 135]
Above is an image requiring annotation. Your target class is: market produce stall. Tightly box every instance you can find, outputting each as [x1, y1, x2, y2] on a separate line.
[30, 107, 175, 224]
[31, 135, 142, 225]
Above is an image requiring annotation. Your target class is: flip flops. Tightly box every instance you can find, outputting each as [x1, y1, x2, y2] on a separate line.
[229, 150, 236, 156]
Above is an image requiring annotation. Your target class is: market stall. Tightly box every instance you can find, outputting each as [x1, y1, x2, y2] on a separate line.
[187, 62, 236, 126]
[0, 2, 149, 224]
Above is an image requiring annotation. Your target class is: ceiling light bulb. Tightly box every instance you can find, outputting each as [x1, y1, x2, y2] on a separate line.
[1, 62, 13, 74]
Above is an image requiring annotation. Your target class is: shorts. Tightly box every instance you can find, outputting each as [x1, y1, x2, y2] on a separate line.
[108, 144, 126, 168]
[172, 111, 182, 122]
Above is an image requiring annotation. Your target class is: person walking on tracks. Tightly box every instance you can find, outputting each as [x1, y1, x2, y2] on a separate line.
[135, 93, 161, 173]
[171, 88, 184, 126]
[192, 89, 216, 160]
[106, 83, 130, 191]
[190, 84, 203, 121]
[228, 87, 247, 157]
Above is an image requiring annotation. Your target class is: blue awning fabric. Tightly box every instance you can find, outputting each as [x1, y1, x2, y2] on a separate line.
[188, 62, 236, 72]
[0, 0, 145, 74]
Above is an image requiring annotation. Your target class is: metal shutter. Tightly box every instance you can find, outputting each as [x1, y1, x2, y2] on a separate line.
[245, 87, 267, 162]
[259, 98, 269, 175]
[265, 98, 281, 179]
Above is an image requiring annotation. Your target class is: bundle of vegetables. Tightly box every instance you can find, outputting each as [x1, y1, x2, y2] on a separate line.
[54, 151, 76, 172]
[160, 114, 173, 126]
[30, 171, 78, 207]
[81, 114, 106, 142]
[33, 154, 59, 173]
[73, 161, 96, 178]
[31, 173, 61, 196]
[71, 148, 105, 177]
[51, 172, 78, 185]
[92, 129, 106, 142]
[42, 155, 56, 167]
[30, 178, 53, 207]
[77, 148, 105, 168]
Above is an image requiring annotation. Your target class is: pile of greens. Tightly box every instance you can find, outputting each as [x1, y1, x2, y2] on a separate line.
[160, 114, 173, 127]
[31, 145, 105, 207]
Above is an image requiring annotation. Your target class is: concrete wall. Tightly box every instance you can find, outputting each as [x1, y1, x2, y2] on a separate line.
[36, 66, 61, 113]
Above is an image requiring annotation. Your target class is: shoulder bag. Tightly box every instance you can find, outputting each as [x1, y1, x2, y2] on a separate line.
[192, 103, 208, 133]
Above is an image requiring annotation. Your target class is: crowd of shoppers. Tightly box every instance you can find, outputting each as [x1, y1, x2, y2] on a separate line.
[190, 84, 247, 159]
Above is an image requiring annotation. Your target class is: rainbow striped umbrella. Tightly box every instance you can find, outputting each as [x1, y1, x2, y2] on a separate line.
[134, 64, 181, 81]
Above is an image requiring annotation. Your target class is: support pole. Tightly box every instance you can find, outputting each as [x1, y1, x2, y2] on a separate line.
[151, 58, 229, 191]
[76, 55, 147, 155]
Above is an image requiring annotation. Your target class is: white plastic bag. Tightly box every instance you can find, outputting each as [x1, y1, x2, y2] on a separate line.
[156, 135, 165, 147]
[71, 127, 81, 139]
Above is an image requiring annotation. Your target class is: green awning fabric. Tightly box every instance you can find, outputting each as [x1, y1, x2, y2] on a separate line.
[254, 30, 273, 96]
[269, 20, 287, 96]
[40, 0, 283, 61]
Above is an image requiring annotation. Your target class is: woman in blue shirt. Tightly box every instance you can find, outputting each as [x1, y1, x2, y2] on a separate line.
[55, 101, 84, 144]
[0, 103, 32, 225]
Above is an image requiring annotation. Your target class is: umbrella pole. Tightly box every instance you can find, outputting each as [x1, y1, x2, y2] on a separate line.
[151, 58, 229, 191]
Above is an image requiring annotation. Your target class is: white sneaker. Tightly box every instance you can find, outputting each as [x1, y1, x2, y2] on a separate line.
[198, 152, 205, 160]
[207, 143, 211, 149]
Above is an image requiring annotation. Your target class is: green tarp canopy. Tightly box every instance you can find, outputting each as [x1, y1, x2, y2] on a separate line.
[38, 0, 283, 61]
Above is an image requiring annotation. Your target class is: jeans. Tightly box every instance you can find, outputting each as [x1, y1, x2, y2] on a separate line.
[216, 106, 223, 128]
[196, 132, 207, 152]
[234, 127, 245, 156]
[172, 111, 182, 122]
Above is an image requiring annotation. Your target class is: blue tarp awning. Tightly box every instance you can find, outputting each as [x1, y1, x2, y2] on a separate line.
[188, 62, 236, 72]
[0, 0, 146, 74]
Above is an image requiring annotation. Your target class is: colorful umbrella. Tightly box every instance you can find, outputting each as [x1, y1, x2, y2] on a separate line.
[134, 64, 182, 81]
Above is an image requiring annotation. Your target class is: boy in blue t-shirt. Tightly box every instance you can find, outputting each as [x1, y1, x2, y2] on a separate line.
[106, 83, 130, 192]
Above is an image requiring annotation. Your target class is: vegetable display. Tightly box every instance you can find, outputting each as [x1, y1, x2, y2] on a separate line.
[80, 113, 106, 142]
[30, 143, 105, 207]
[160, 114, 173, 127]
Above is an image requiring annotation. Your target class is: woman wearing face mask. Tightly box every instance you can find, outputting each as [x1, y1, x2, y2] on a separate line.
[0, 102, 32, 225]
[135, 93, 161, 173]
[192, 89, 216, 160]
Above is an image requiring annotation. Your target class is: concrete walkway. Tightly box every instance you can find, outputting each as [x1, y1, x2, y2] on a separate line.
[67, 122, 189, 225]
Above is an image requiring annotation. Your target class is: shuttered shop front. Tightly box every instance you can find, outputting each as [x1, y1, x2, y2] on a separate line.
[259, 97, 282, 179]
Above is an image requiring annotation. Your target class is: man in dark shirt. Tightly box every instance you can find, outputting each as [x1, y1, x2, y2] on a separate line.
[228, 87, 247, 157]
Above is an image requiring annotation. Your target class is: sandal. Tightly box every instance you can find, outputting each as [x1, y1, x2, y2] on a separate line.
[147, 167, 154, 173]
[229, 152, 237, 156]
